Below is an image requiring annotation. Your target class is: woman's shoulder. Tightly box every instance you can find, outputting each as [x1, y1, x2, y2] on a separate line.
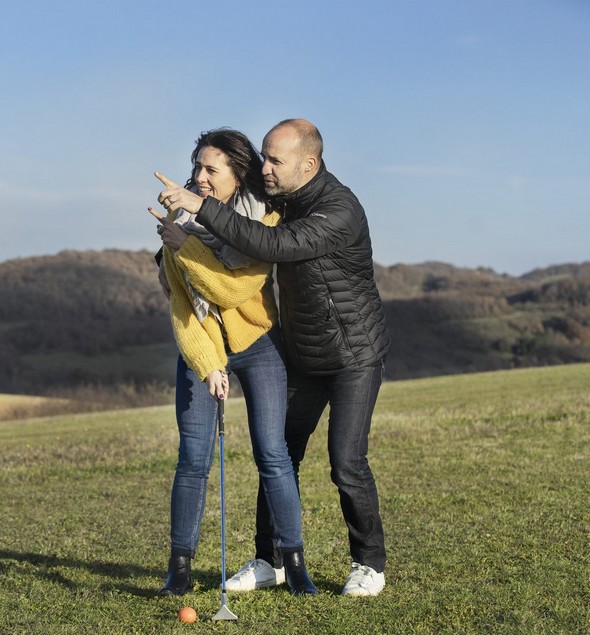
[239, 189, 280, 227]
[262, 209, 281, 227]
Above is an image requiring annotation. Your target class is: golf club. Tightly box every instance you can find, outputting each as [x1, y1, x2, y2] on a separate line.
[212, 398, 238, 621]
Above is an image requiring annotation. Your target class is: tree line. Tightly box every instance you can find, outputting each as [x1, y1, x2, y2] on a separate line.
[1, 250, 589, 395]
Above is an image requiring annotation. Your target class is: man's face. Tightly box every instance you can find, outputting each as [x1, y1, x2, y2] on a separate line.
[261, 127, 306, 197]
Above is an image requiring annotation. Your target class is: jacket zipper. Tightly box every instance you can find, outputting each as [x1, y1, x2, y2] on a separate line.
[328, 298, 352, 351]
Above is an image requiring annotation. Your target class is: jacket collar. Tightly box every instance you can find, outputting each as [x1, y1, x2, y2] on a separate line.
[270, 161, 327, 214]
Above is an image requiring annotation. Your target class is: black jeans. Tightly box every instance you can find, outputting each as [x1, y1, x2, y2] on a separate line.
[255, 362, 386, 573]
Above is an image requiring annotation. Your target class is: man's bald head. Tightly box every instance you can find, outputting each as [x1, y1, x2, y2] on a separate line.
[261, 119, 324, 196]
[266, 119, 323, 163]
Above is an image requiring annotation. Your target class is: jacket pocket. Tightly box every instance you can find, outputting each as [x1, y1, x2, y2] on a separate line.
[327, 298, 352, 352]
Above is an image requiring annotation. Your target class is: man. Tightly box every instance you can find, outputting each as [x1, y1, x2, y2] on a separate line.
[156, 119, 390, 596]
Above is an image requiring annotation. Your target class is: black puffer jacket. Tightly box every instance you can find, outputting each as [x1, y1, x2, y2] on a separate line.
[198, 163, 390, 374]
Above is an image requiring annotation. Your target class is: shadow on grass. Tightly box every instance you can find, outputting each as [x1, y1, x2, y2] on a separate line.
[308, 575, 342, 596]
[1, 549, 345, 597]
[0, 549, 222, 597]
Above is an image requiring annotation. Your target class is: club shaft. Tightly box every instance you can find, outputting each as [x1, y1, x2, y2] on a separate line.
[219, 430, 227, 597]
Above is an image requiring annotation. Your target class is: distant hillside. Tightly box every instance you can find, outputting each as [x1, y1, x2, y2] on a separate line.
[377, 260, 590, 378]
[520, 262, 590, 282]
[1, 250, 589, 396]
[0, 250, 175, 393]
[373, 261, 523, 300]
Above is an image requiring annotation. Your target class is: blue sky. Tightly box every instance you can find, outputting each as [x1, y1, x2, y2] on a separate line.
[1, 0, 588, 275]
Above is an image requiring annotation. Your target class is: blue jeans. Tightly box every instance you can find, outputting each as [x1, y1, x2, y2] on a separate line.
[170, 327, 303, 556]
[256, 362, 386, 572]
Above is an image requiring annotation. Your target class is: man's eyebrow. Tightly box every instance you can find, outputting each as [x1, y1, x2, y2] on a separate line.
[262, 152, 282, 163]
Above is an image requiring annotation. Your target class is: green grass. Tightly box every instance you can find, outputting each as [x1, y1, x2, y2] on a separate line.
[1, 365, 589, 634]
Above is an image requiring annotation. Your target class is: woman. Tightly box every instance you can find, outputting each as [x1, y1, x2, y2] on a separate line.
[151, 129, 316, 596]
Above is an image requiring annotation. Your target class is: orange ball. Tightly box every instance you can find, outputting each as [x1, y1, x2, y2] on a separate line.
[178, 606, 197, 623]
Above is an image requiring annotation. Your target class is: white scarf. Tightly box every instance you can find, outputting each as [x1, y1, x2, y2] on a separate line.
[174, 188, 267, 322]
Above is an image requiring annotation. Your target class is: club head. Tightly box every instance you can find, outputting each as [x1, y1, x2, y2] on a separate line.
[211, 604, 238, 621]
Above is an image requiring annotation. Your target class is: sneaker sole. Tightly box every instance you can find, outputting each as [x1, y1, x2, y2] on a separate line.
[226, 577, 285, 592]
[342, 585, 385, 597]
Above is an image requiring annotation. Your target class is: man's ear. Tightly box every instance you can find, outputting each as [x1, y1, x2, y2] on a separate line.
[304, 155, 318, 173]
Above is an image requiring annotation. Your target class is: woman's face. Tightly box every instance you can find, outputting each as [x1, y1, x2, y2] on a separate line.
[193, 146, 239, 204]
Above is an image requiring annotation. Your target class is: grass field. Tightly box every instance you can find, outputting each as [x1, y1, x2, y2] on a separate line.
[1, 364, 588, 634]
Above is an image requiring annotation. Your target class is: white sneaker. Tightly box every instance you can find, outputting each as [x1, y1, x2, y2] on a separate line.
[225, 558, 285, 591]
[342, 562, 385, 596]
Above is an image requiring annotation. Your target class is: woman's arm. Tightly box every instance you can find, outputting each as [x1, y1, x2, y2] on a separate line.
[162, 247, 228, 382]
[175, 236, 273, 308]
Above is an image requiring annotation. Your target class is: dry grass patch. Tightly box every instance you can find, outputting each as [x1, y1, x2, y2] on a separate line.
[0, 393, 72, 421]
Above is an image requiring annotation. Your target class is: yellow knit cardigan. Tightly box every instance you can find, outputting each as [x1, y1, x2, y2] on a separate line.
[163, 210, 281, 381]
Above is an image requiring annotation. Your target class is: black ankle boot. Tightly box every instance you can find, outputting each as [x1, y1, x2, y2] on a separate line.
[157, 555, 194, 596]
[283, 551, 318, 595]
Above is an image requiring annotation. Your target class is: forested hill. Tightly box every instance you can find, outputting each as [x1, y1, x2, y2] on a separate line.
[1, 249, 589, 395]
[0, 250, 172, 393]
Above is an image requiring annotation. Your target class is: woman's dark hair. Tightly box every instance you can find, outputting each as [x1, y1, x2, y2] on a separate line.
[185, 128, 265, 197]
